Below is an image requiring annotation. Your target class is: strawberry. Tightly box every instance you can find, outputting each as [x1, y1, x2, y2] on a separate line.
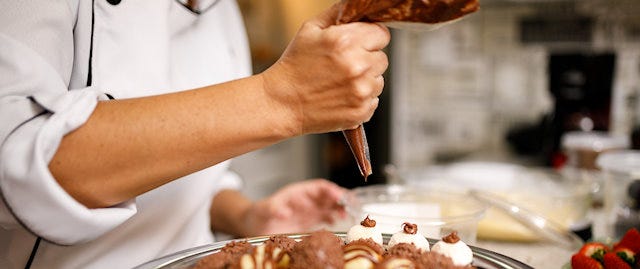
[614, 228, 640, 253]
[613, 247, 636, 265]
[572, 254, 604, 269]
[603, 252, 632, 269]
[578, 242, 611, 262]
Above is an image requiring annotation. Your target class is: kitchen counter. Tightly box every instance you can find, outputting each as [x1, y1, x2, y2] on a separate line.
[474, 240, 572, 268]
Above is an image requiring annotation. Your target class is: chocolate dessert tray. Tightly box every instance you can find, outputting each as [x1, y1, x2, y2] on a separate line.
[134, 233, 533, 269]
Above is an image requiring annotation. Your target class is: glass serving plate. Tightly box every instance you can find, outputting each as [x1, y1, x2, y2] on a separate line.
[133, 232, 533, 269]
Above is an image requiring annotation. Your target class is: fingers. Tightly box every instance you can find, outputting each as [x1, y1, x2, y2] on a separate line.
[314, 179, 348, 200]
[367, 50, 389, 77]
[352, 22, 391, 52]
[309, 3, 343, 29]
[323, 23, 390, 56]
[270, 9, 390, 134]
[329, 26, 388, 81]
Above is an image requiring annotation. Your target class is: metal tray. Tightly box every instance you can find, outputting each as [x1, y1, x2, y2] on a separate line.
[134, 233, 533, 269]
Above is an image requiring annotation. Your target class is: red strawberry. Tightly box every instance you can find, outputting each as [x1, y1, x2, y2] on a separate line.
[614, 228, 640, 253]
[572, 254, 604, 269]
[613, 247, 636, 265]
[578, 242, 611, 262]
[603, 252, 632, 269]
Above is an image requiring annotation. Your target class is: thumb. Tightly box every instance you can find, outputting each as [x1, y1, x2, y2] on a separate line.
[309, 2, 343, 29]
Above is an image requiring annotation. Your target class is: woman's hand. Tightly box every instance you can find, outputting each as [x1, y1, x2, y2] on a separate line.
[244, 179, 347, 236]
[260, 4, 391, 135]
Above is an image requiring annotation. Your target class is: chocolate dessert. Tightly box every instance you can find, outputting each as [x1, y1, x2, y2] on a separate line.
[229, 243, 290, 269]
[385, 243, 467, 269]
[386, 243, 425, 262]
[264, 235, 297, 252]
[289, 230, 345, 269]
[193, 240, 253, 269]
[194, 232, 475, 269]
[431, 232, 474, 267]
[194, 221, 475, 268]
[388, 222, 430, 251]
[375, 257, 415, 269]
[343, 238, 385, 269]
[416, 252, 473, 269]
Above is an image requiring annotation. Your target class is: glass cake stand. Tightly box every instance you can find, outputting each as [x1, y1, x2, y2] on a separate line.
[133, 233, 533, 269]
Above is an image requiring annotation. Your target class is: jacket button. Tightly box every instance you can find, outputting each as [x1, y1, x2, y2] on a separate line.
[107, 0, 121, 5]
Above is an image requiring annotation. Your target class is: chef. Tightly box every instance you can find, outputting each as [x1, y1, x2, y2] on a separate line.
[0, 0, 390, 268]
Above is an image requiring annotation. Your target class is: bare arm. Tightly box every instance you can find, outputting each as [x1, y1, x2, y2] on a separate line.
[49, 75, 293, 208]
[210, 179, 347, 237]
[49, 5, 390, 209]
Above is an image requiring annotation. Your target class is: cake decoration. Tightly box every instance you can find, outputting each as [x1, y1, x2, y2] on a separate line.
[347, 216, 384, 245]
[388, 222, 430, 251]
[430, 232, 474, 267]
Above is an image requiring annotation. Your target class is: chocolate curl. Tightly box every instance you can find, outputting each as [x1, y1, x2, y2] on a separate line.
[342, 126, 372, 180]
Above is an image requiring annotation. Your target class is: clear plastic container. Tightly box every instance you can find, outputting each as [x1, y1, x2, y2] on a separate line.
[561, 131, 630, 170]
[398, 162, 592, 243]
[596, 150, 640, 238]
[341, 184, 487, 244]
[561, 131, 630, 207]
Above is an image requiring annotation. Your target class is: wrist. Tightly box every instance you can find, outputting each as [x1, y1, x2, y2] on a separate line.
[257, 67, 303, 137]
[240, 200, 268, 237]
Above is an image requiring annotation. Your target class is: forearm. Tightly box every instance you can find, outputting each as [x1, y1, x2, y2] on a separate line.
[209, 189, 254, 237]
[49, 75, 297, 208]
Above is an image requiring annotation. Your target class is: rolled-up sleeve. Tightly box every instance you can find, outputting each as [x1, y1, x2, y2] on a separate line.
[0, 2, 137, 246]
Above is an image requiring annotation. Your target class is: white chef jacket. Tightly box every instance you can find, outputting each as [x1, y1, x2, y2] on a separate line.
[0, 0, 252, 268]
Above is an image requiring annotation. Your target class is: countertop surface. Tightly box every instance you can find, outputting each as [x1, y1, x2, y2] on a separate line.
[474, 240, 572, 268]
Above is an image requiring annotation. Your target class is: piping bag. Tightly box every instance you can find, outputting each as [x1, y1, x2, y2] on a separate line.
[336, 2, 375, 181]
[335, 0, 479, 181]
[342, 126, 372, 180]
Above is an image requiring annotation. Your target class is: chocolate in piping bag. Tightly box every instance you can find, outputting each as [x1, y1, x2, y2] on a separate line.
[342, 125, 372, 180]
[336, 0, 479, 181]
[336, 2, 374, 182]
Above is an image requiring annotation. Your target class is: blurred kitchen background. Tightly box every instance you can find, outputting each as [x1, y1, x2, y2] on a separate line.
[229, 0, 640, 200]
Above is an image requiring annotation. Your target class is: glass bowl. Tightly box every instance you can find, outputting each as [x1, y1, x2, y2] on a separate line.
[341, 184, 487, 244]
[399, 162, 592, 243]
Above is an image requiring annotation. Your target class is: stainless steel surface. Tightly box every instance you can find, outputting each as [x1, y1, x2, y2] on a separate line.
[134, 233, 533, 269]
